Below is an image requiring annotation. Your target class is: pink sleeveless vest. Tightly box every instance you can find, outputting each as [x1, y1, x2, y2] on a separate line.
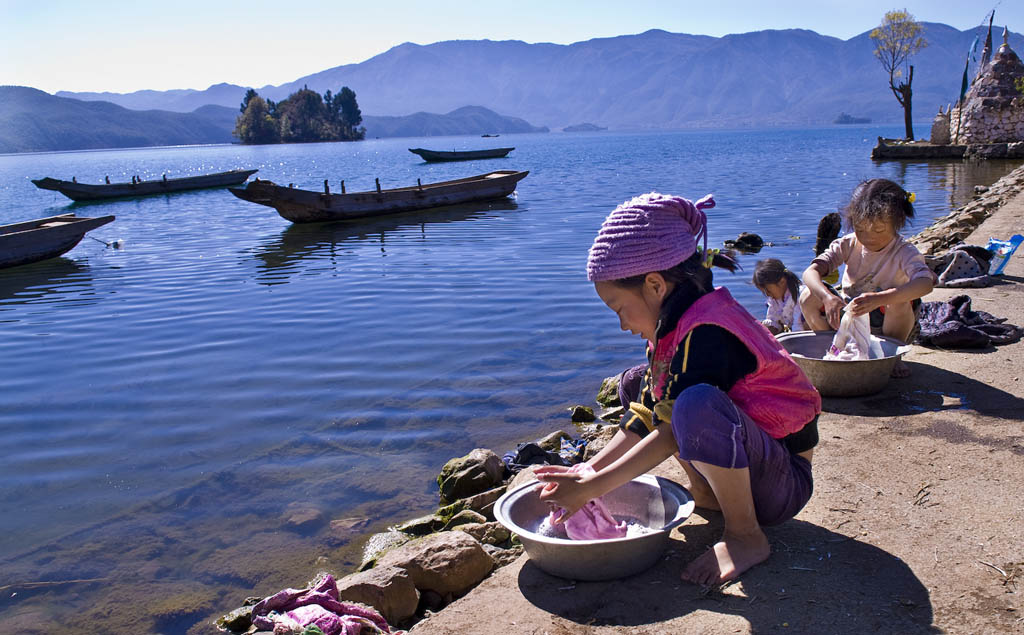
[649, 287, 821, 438]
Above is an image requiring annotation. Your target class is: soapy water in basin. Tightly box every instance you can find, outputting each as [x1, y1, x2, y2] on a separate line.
[535, 516, 658, 540]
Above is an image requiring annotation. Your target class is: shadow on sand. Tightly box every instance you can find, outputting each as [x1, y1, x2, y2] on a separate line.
[516, 517, 936, 633]
[822, 359, 1024, 422]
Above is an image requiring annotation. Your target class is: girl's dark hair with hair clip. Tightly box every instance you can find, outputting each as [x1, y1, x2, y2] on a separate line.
[752, 258, 801, 302]
[613, 249, 738, 295]
[845, 178, 915, 232]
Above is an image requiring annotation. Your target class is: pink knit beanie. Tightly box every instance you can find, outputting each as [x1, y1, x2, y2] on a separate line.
[586, 192, 715, 281]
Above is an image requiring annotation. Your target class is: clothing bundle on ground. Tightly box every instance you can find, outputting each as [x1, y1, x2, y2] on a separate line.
[547, 463, 628, 540]
[501, 438, 585, 475]
[250, 573, 398, 635]
[916, 294, 1024, 349]
[924, 244, 994, 288]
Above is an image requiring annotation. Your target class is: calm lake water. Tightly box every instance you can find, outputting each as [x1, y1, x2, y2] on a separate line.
[0, 128, 1019, 633]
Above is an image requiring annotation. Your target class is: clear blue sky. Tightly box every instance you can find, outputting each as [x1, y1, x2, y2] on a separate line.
[2, 0, 1019, 94]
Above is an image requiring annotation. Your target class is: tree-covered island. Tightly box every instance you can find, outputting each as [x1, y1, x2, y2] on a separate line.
[233, 86, 365, 144]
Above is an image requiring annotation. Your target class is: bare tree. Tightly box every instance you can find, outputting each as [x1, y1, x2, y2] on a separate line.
[870, 9, 928, 140]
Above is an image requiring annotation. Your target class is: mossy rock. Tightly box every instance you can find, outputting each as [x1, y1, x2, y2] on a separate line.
[596, 375, 621, 407]
[359, 529, 413, 571]
[442, 509, 487, 531]
[216, 605, 253, 633]
[569, 405, 595, 422]
[436, 449, 505, 503]
[394, 513, 446, 536]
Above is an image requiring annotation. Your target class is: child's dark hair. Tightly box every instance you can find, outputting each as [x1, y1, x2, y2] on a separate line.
[612, 249, 738, 295]
[845, 178, 915, 232]
[752, 258, 800, 301]
[814, 212, 842, 255]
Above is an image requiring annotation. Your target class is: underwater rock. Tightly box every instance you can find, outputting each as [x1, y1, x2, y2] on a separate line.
[437, 448, 506, 504]
[375, 531, 494, 597]
[327, 517, 372, 545]
[336, 565, 420, 627]
[595, 374, 621, 407]
[569, 405, 596, 422]
[284, 502, 326, 532]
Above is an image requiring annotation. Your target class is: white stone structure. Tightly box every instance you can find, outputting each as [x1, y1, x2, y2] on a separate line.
[948, 28, 1024, 144]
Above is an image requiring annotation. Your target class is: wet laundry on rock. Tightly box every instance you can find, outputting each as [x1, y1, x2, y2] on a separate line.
[249, 573, 398, 635]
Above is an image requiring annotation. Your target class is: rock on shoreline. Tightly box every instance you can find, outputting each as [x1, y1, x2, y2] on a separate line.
[910, 163, 1024, 255]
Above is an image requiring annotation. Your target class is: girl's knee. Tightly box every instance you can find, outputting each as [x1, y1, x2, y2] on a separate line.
[674, 384, 732, 420]
[797, 285, 818, 310]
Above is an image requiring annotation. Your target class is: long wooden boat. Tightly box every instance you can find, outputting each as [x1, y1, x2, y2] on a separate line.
[32, 169, 259, 202]
[229, 170, 529, 224]
[408, 147, 514, 162]
[0, 214, 115, 269]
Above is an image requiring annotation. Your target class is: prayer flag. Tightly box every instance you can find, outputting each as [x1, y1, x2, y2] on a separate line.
[959, 54, 970, 105]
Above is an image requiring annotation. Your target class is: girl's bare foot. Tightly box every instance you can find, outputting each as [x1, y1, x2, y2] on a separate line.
[891, 359, 910, 378]
[681, 529, 770, 585]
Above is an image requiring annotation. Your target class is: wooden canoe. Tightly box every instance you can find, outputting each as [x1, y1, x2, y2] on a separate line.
[32, 169, 259, 202]
[408, 147, 514, 162]
[0, 214, 115, 269]
[229, 170, 529, 224]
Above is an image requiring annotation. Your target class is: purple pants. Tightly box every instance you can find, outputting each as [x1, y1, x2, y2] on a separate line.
[619, 369, 812, 527]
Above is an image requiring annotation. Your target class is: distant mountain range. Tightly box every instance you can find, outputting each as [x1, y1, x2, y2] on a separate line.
[363, 106, 547, 138]
[7, 22, 1021, 153]
[0, 86, 236, 153]
[56, 22, 1023, 130]
[0, 88, 546, 153]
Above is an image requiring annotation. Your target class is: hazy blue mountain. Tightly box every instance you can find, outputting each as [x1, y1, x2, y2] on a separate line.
[0, 86, 235, 153]
[0, 87, 546, 152]
[363, 105, 548, 137]
[56, 82, 253, 114]
[54, 23, 1024, 129]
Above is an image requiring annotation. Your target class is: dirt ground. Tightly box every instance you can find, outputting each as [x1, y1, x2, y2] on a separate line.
[409, 176, 1024, 635]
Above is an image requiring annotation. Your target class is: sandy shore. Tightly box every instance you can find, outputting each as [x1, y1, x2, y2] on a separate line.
[410, 165, 1024, 635]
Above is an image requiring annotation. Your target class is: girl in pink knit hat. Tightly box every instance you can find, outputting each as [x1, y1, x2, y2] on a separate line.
[537, 192, 821, 585]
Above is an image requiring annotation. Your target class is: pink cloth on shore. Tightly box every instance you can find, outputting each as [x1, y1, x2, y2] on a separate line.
[250, 573, 394, 635]
[548, 464, 627, 540]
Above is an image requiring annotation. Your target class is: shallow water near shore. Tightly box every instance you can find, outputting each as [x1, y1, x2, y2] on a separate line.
[0, 128, 1020, 632]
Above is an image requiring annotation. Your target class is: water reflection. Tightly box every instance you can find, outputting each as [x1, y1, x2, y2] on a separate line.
[251, 199, 518, 284]
[873, 158, 1023, 210]
[0, 258, 92, 309]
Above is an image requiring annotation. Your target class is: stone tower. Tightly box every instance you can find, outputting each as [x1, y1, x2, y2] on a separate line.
[949, 27, 1024, 144]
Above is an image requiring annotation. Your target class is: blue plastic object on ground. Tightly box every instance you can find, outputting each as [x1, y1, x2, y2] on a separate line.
[987, 234, 1024, 275]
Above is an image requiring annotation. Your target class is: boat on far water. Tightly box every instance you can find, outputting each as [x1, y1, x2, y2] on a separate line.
[408, 147, 514, 162]
[32, 169, 258, 202]
[229, 170, 529, 224]
[0, 214, 115, 269]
